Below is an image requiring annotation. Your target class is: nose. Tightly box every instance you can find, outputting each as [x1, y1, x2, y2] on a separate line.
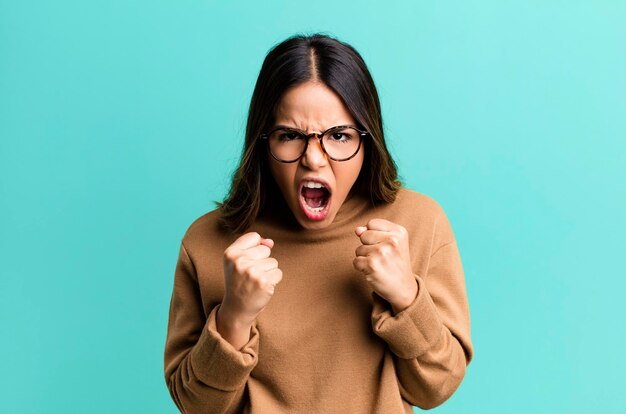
[300, 135, 328, 170]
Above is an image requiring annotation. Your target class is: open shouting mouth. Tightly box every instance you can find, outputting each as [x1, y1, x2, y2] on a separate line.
[299, 178, 332, 221]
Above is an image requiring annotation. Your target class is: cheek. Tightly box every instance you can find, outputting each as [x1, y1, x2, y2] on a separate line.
[335, 157, 364, 191]
[269, 159, 297, 192]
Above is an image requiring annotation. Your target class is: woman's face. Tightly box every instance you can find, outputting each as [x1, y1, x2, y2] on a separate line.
[267, 81, 365, 230]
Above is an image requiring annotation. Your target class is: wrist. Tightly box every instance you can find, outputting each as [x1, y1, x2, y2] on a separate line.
[215, 304, 256, 351]
[217, 302, 256, 330]
[390, 280, 419, 315]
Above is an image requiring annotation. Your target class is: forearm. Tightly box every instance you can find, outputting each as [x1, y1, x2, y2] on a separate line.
[167, 352, 248, 414]
[394, 326, 468, 409]
[216, 305, 255, 351]
[165, 304, 260, 414]
[371, 270, 473, 410]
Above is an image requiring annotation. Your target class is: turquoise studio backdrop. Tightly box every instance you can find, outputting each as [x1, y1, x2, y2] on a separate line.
[1, 1, 624, 413]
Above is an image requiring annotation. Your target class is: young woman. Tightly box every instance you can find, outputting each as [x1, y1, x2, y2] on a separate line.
[164, 34, 474, 414]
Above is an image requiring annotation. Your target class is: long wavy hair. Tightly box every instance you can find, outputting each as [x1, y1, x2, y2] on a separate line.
[216, 33, 401, 233]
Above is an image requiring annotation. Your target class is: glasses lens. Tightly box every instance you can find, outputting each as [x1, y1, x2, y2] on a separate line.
[267, 127, 363, 162]
[322, 127, 361, 160]
[268, 129, 306, 161]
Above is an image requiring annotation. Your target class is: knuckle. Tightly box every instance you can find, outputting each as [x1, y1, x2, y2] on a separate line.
[397, 226, 408, 237]
[223, 248, 235, 262]
[379, 244, 391, 256]
[234, 257, 247, 274]
[246, 266, 259, 279]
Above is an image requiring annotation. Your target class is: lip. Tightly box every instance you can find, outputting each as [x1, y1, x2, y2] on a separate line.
[298, 176, 333, 195]
[298, 176, 333, 221]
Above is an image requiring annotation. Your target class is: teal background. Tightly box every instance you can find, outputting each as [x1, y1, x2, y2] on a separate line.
[1, 1, 624, 413]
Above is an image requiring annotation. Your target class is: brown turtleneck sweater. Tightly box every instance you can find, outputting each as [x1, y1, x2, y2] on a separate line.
[163, 187, 474, 413]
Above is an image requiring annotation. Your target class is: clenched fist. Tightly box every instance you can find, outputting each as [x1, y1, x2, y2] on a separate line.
[353, 218, 418, 314]
[221, 231, 283, 326]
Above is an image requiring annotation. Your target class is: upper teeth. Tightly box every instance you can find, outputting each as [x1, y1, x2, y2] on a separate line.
[303, 181, 325, 189]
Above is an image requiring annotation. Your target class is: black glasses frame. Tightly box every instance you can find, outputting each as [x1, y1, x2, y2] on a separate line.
[259, 125, 369, 163]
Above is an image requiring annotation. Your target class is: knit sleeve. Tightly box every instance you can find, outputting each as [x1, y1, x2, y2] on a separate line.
[164, 241, 259, 414]
[370, 206, 474, 410]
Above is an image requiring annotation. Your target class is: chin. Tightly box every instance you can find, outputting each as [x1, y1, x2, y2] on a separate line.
[296, 215, 335, 230]
[291, 198, 337, 230]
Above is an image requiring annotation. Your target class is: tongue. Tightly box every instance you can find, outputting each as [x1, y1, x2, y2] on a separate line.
[302, 187, 329, 208]
[302, 187, 327, 198]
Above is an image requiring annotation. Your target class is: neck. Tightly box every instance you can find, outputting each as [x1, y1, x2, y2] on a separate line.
[258, 187, 372, 243]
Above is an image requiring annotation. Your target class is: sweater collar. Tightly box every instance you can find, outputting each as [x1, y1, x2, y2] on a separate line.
[257, 189, 373, 243]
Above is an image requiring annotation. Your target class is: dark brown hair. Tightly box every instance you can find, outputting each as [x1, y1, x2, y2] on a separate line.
[216, 33, 401, 233]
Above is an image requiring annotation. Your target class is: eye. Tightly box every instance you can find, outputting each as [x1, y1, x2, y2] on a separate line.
[277, 131, 302, 141]
[328, 130, 354, 143]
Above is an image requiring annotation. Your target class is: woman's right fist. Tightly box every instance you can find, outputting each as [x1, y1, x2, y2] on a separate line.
[221, 232, 282, 324]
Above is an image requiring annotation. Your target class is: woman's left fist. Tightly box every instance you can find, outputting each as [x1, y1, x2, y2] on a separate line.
[353, 218, 418, 314]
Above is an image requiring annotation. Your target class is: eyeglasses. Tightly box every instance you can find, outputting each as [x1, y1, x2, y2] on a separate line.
[259, 125, 369, 163]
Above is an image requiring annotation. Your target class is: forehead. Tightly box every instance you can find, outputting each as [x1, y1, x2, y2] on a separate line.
[273, 81, 355, 129]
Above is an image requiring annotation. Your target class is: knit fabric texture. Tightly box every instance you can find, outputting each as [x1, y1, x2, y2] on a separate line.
[164, 187, 474, 413]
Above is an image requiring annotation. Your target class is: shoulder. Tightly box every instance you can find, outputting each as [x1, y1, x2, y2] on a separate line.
[380, 187, 456, 247]
[389, 187, 446, 220]
[180, 206, 236, 256]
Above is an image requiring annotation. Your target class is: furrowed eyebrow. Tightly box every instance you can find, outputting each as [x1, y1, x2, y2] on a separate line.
[272, 124, 358, 132]
[273, 124, 305, 131]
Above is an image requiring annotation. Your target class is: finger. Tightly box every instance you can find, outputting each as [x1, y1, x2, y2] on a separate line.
[355, 226, 367, 237]
[365, 218, 398, 232]
[230, 232, 263, 251]
[358, 229, 390, 245]
[355, 243, 380, 257]
[256, 257, 279, 271]
[265, 268, 283, 285]
[240, 244, 272, 260]
[260, 238, 274, 249]
[353, 256, 371, 273]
